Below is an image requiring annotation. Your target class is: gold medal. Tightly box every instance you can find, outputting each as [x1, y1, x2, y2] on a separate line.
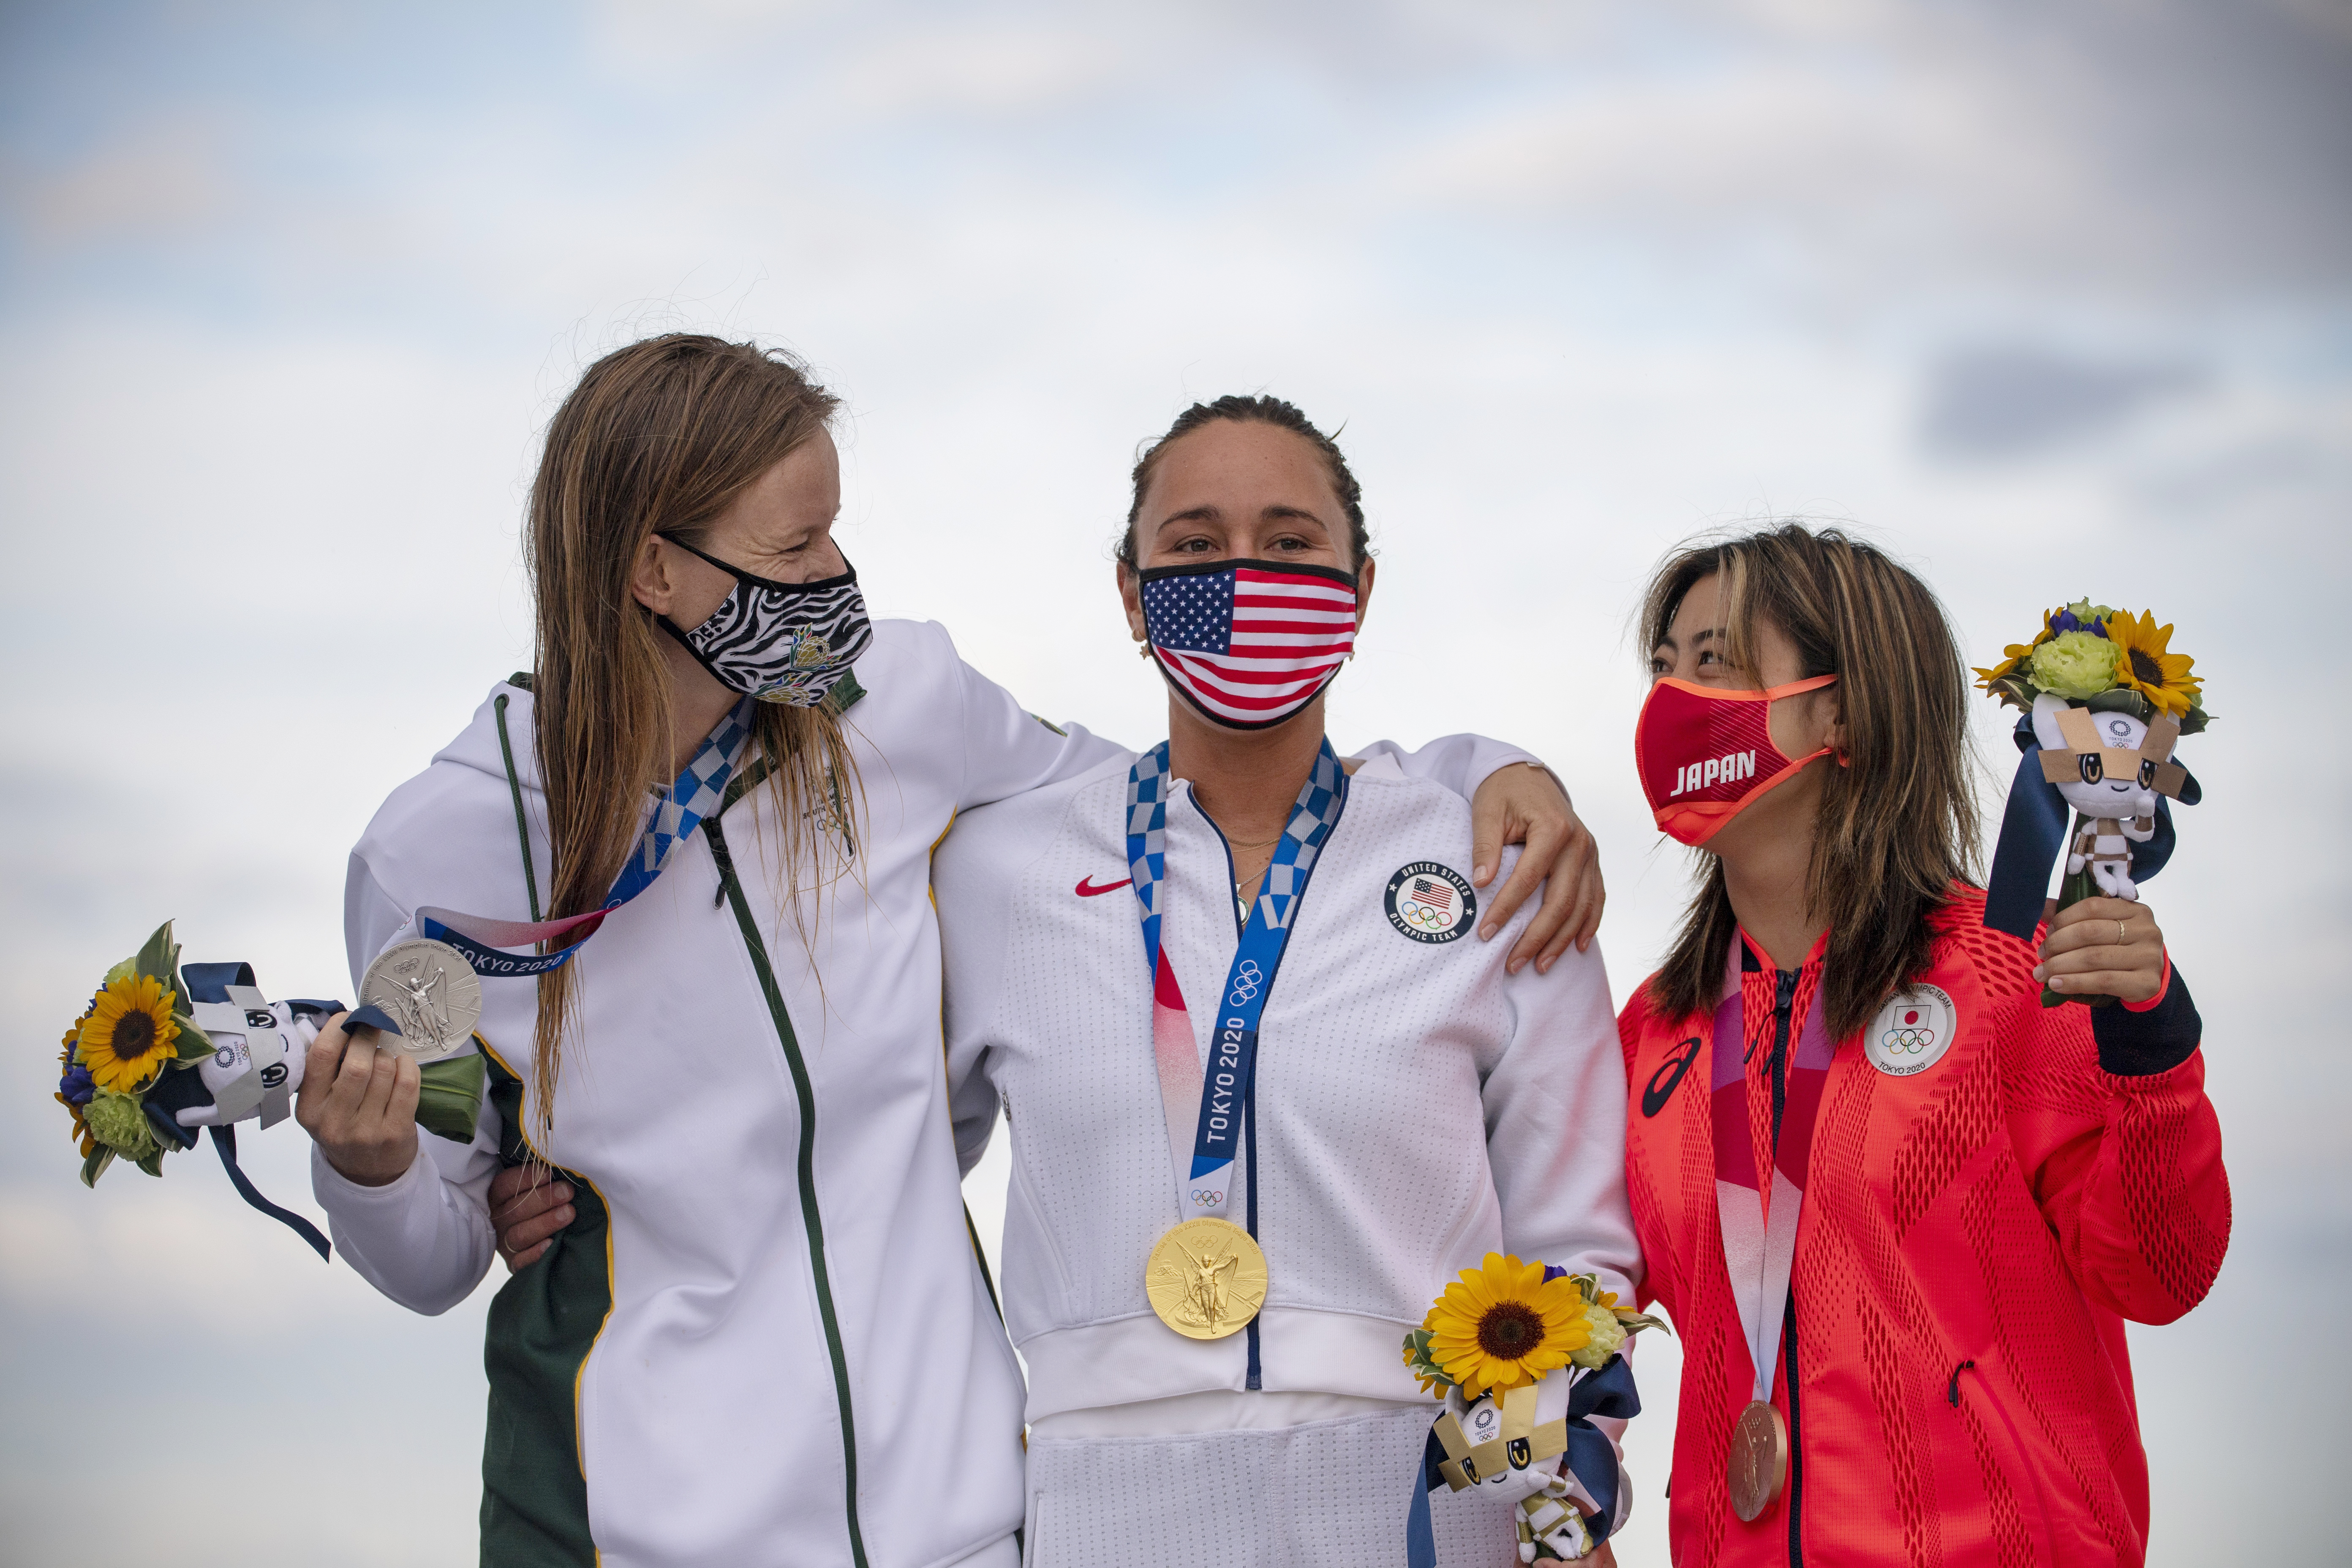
[1726, 1398, 1788, 1522]
[1144, 1217, 1268, 1339]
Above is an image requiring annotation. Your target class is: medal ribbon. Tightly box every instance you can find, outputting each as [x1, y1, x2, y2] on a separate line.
[1126, 739, 1348, 1220]
[388, 701, 757, 987]
[1710, 938, 1834, 1405]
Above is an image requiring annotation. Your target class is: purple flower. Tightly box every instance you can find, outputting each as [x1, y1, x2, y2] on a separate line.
[59, 1063, 95, 1105]
[2051, 600, 2116, 640]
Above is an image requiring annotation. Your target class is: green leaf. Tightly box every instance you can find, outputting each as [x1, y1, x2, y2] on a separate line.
[172, 1015, 215, 1061]
[102, 957, 133, 987]
[136, 1149, 166, 1178]
[415, 1052, 487, 1143]
[80, 1146, 114, 1188]
[1984, 674, 2042, 713]
[1611, 1309, 1671, 1337]
[2082, 688, 2154, 721]
[132, 921, 179, 985]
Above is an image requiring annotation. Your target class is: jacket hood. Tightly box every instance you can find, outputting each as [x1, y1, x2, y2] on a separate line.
[430, 678, 542, 796]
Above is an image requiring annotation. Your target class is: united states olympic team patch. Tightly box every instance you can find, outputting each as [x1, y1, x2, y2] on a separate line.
[1385, 862, 1475, 944]
[1864, 983, 1957, 1076]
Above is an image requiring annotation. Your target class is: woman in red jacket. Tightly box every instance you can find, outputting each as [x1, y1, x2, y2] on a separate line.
[1618, 524, 2227, 1568]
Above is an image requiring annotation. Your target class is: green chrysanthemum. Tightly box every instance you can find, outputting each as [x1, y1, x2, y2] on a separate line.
[1569, 1300, 1628, 1369]
[2028, 630, 2120, 700]
[83, 1091, 158, 1160]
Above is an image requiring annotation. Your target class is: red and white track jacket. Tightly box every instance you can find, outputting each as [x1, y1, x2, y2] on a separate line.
[1617, 887, 2228, 1568]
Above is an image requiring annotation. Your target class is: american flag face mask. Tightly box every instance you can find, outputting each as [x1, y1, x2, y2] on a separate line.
[1139, 557, 1359, 730]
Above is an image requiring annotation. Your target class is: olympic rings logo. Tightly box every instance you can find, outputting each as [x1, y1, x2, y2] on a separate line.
[1879, 1027, 1936, 1055]
[1190, 1188, 1225, 1206]
[1228, 960, 1264, 1006]
[1402, 901, 1452, 930]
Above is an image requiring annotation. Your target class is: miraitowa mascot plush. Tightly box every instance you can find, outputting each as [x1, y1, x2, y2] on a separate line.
[1401, 1260, 1658, 1564]
[1974, 599, 2209, 1005]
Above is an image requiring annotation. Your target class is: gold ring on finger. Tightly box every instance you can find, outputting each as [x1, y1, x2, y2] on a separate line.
[2118, 918, 2129, 947]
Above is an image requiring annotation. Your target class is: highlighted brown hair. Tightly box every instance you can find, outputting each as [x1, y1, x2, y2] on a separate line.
[524, 333, 857, 1137]
[1638, 523, 1980, 1042]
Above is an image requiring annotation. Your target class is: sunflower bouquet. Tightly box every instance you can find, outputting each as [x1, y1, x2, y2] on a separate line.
[1973, 599, 2208, 734]
[56, 922, 233, 1185]
[1403, 1254, 1660, 1399]
[1400, 1254, 1663, 1563]
[1974, 599, 2209, 996]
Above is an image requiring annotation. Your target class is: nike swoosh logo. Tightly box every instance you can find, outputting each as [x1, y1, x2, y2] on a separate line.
[1075, 876, 1132, 898]
[1642, 1036, 1703, 1119]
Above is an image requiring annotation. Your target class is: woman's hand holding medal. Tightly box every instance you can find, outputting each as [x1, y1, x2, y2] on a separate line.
[294, 1013, 422, 1187]
[2033, 895, 2167, 1004]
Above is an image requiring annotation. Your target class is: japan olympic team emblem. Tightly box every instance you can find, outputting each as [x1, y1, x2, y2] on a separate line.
[1384, 862, 1476, 944]
[1864, 983, 1957, 1077]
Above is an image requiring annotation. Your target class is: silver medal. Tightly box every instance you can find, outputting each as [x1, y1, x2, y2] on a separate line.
[359, 939, 484, 1062]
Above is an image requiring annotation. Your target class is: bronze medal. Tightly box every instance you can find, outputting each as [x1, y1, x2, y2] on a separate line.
[1144, 1217, 1268, 1340]
[1726, 1398, 1788, 1522]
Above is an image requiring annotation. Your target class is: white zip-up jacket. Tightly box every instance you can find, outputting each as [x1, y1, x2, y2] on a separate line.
[934, 751, 1639, 1426]
[314, 620, 1540, 1568]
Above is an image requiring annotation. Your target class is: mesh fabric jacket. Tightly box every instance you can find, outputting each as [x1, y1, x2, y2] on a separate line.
[1617, 887, 2228, 1568]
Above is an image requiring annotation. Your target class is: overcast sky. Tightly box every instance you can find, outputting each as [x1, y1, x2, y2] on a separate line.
[1, 4, 2344, 1564]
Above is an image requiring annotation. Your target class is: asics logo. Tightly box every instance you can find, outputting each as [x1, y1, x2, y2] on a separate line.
[1228, 960, 1264, 1006]
[1074, 876, 1131, 897]
[1642, 1036, 1702, 1118]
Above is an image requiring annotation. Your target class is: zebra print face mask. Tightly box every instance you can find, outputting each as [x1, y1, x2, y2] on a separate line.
[655, 534, 873, 707]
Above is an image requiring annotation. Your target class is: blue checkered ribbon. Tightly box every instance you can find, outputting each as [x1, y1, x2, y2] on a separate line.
[604, 700, 755, 906]
[1126, 743, 1174, 969]
[1124, 738, 1350, 1206]
[1124, 738, 1347, 977]
[409, 700, 758, 984]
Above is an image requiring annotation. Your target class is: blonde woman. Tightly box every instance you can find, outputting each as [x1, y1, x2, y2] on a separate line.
[299, 336, 1604, 1568]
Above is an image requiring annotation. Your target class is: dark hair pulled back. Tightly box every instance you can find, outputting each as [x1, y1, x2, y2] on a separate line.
[1118, 395, 1369, 569]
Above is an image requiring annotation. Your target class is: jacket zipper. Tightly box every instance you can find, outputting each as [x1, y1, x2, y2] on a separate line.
[1767, 967, 1804, 1568]
[706, 811, 871, 1568]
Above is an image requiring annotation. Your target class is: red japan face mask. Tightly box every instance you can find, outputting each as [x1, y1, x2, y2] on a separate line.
[1635, 674, 1840, 846]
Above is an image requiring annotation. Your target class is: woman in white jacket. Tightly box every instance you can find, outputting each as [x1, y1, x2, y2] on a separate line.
[297, 337, 1601, 1568]
[931, 396, 1641, 1566]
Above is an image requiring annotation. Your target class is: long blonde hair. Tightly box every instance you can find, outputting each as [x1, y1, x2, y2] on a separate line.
[523, 334, 860, 1135]
[1638, 523, 1980, 1042]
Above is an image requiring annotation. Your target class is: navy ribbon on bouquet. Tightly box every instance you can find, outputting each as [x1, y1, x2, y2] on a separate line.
[172, 961, 338, 1261]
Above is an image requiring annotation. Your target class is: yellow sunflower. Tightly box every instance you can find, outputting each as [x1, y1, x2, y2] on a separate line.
[1425, 1252, 1591, 1397]
[2104, 610, 2201, 718]
[74, 974, 180, 1093]
[1971, 609, 2058, 694]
